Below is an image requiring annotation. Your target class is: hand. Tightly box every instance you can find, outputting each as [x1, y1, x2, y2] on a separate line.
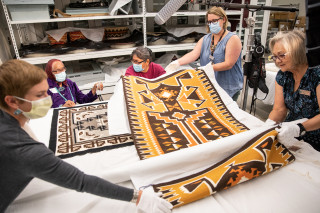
[276, 124, 300, 142]
[92, 82, 103, 95]
[63, 100, 75, 107]
[265, 118, 277, 126]
[137, 190, 173, 213]
[165, 60, 180, 73]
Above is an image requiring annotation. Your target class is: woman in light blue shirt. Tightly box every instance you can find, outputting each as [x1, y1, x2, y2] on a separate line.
[165, 6, 243, 101]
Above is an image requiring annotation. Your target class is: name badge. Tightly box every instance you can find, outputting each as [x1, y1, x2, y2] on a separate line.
[49, 88, 59, 94]
[299, 89, 311, 96]
[209, 55, 214, 61]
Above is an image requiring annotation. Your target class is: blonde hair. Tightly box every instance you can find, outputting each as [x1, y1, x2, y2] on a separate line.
[0, 59, 47, 110]
[206, 7, 228, 33]
[269, 30, 308, 67]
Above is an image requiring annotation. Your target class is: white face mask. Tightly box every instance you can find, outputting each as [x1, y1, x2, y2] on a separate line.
[14, 96, 52, 119]
[54, 71, 67, 82]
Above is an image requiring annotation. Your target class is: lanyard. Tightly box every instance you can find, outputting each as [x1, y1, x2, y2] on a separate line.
[210, 29, 226, 56]
[56, 86, 75, 103]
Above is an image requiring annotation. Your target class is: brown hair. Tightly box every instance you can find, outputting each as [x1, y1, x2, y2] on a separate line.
[269, 30, 308, 67]
[206, 7, 228, 33]
[0, 59, 47, 110]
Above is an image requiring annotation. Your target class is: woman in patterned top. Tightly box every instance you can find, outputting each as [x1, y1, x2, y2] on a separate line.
[266, 30, 320, 151]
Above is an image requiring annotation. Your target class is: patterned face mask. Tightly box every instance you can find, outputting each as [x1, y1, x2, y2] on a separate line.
[14, 96, 52, 119]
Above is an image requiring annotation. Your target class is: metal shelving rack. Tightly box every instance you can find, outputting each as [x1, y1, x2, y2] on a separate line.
[1, 0, 247, 65]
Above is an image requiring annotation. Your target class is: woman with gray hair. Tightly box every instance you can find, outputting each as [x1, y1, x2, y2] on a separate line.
[125, 46, 166, 79]
[266, 30, 320, 151]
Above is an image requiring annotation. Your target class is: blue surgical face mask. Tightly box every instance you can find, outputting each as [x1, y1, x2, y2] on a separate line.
[133, 63, 144, 72]
[209, 22, 222, 34]
[54, 71, 67, 82]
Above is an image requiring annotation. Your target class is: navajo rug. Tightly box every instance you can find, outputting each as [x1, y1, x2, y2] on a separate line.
[123, 69, 249, 160]
[49, 102, 133, 159]
[153, 128, 295, 208]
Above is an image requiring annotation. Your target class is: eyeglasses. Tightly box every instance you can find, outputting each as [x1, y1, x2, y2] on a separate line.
[131, 60, 145, 64]
[52, 67, 66, 74]
[207, 18, 222, 25]
[268, 53, 289, 62]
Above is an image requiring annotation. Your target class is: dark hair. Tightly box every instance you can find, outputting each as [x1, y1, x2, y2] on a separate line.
[131, 46, 153, 62]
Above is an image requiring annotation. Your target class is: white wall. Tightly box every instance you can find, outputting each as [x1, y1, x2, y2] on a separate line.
[272, 0, 305, 16]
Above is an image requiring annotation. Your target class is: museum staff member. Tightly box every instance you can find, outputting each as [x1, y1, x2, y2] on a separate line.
[266, 30, 320, 151]
[0, 59, 173, 213]
[165, 6, 243, 101]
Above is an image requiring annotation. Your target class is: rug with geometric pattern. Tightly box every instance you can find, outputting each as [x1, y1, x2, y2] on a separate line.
[153, 128, 295, 208]
[49, 102, 133, 159]
[123, 69, 249, 160]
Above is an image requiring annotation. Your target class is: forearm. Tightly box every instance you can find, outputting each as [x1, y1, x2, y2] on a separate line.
[212, 61, 234, 72]
[268, 108, 287, 123]
[82, 174, 134, 202]
[77, 90, 97, 104]
[302, 114, 320, 132]
[33, 152, 133, 202]
[177, 51, 199, 66]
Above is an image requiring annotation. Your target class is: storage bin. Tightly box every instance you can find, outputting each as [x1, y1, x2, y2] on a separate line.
[7, 4, 51, 21]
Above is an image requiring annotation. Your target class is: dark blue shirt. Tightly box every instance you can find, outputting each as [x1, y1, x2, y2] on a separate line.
[0, 110, 133, 212]
[276, 67, 320, 150]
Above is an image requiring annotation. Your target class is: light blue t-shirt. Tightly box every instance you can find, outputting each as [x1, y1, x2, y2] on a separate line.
[200, 32, 243, 97]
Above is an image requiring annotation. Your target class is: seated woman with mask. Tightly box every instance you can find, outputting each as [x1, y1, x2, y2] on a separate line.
[45, 59, 103, 108]
[0, 59, 173, 213]
[125, 47, 166, 79]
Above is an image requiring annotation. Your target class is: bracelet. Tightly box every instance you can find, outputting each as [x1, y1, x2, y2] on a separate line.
[130, 190, 139, 203]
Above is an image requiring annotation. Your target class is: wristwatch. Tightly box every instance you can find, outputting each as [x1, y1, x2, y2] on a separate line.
[297, 123, 307, 136]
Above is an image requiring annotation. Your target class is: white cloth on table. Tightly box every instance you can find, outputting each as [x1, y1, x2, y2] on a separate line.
[7, 63, 320, 213]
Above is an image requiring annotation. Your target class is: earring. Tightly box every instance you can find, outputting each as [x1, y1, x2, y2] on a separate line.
[14, 109, 22, 115]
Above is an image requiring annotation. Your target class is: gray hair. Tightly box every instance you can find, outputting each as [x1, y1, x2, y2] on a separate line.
[131, 46, 152, 62]
[269, 30, 308, 67]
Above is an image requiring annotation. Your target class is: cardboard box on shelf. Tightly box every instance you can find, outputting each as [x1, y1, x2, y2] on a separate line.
[270, 12, 275, 19]
[268, 21, 278, 29]
[296, 16, 306, 25]
[271, 12, 296, 20]
[294, 27, 305, 32]
[274, 12, 282, 20]
[279, 22, 292, 31]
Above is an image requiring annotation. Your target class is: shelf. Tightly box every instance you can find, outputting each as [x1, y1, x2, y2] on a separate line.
[145, 10, 242, 18]
[20, 43, 196, 64]
[269, 19, 296, 22]
[21, 47, 136, 64]
[10, 14, 144, 24]
[149, 43, 196, 52]
[9, 11, 241, 24]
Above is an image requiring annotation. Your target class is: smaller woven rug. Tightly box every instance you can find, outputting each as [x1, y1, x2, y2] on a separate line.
[49, 102, 133, 159]
[153, 128, 295, 208]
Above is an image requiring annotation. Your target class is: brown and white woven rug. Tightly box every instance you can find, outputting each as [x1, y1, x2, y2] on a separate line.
[49, 102, 133, 158]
